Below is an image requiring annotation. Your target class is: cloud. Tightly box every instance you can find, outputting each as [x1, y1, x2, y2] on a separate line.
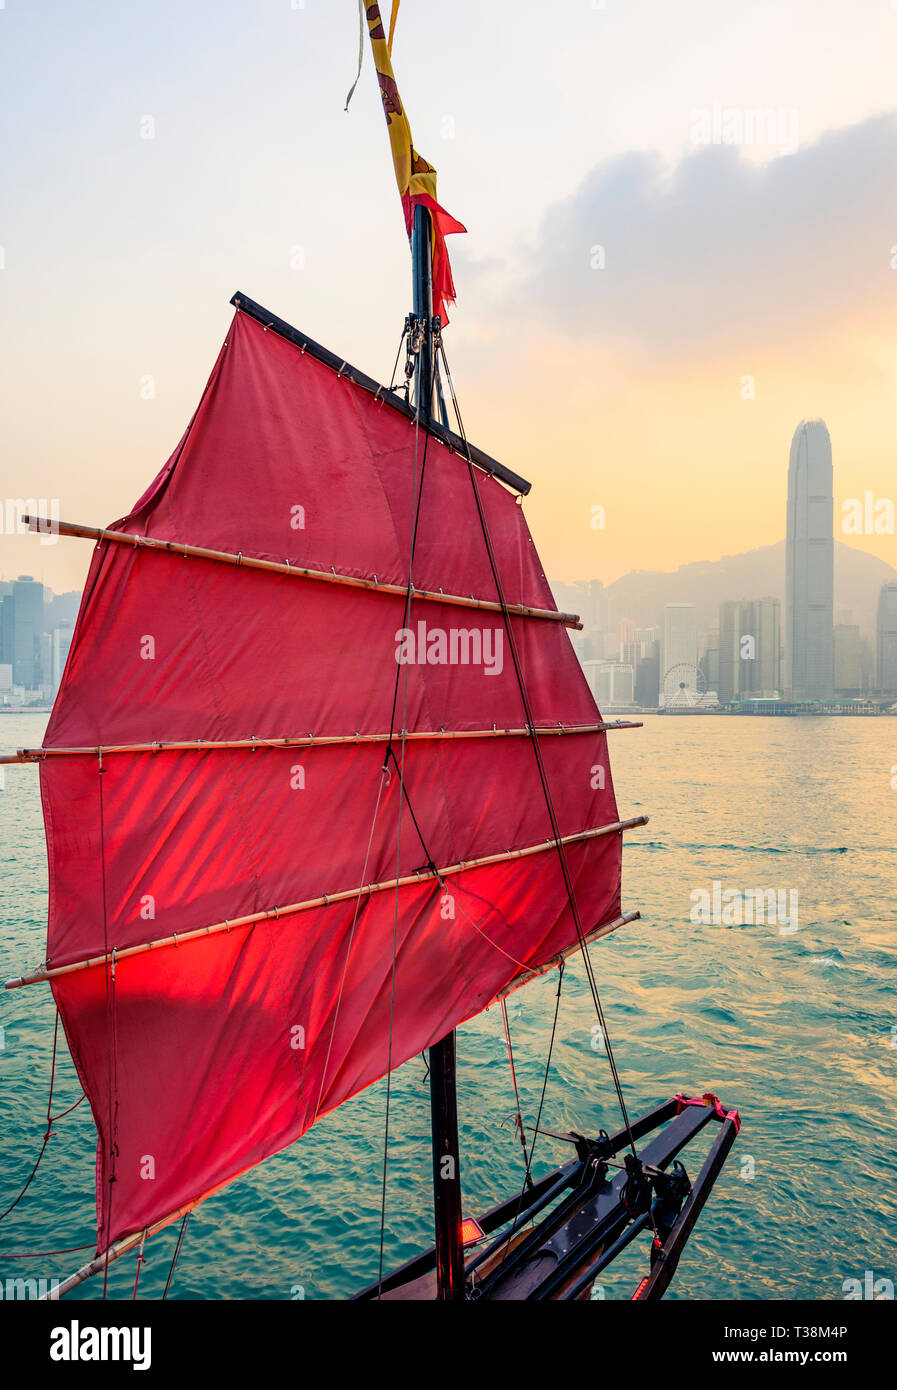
[517, 112, 897, 360]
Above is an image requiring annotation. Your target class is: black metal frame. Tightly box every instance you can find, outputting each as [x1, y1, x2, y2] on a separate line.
[229, 291, 532, 496]
[353, 1095, 739, 1301]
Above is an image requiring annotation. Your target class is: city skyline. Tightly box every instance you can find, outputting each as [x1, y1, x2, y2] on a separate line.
[565, 415, 896, 710]
[0, 574, 78, 705]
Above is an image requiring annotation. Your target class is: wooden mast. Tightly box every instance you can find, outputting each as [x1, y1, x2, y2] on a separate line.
[412, 201, 465, 1300]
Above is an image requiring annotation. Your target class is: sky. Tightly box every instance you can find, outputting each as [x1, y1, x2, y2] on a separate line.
[1, 0, 897, 594]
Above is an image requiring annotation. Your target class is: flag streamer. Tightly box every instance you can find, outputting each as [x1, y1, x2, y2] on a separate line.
[364, 1, 466, 322]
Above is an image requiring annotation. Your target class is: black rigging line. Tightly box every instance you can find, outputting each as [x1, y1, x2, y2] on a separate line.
[387, 321, 410, 395]
[162, 1211, 191, 1299]
[0, 1011, 64, 1224]
[377, 355, 433, 1298]
[524, 964, 565, 1179]
[495, 963, 565, 1263]
[385, 428, 432, 753]
[384, 746, 437, 872]
[500, 1000, 534, 1189]
[437, 337, 641, 1168]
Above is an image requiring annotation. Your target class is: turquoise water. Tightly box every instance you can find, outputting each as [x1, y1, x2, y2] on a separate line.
[1, 712, 894, 1300]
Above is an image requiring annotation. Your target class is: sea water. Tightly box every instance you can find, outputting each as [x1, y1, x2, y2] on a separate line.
[0, 713, 894, 1300]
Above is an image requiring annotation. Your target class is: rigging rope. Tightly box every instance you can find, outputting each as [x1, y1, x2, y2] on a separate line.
[377, 356, 431, 1298]
[162, 1211, 191, 1299]
[0, 1010, 63, 1224]
[0, 1242, 94, 1259]
[373, 292, 645, 1292]
[310, 767, 388, 1128]
[494, 962, 565, 1263]
[437, 338, 642, 1169]
[131, 1229, 147, 1300]
[500, 1001, 532, 1188]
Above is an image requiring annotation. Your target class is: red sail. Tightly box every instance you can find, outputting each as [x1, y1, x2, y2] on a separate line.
[42, 307, 624, 1251]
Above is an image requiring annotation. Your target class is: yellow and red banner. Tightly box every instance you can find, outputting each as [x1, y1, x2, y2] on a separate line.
[365, 2, 466, 323]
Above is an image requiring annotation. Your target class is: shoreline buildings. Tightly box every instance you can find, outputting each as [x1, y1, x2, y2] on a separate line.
[0, 576, 74, 705]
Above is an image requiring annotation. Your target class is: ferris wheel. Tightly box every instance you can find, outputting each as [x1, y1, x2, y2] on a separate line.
[661, 662, 710, 709]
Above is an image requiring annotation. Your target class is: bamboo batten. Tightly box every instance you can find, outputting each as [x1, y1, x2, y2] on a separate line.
[40, 1194, 205, 1300]
[23, 515, 583, 629]
[0, 720, 642, 764]
[6, 816, 649, 989]
[494, 911, 641, 1002]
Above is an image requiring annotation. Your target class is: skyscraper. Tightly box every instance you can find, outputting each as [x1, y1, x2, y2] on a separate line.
[12, 575, 45, 689]
[634, 645, 660, 708]
[662, 603, 698, 698]
[877, 582, 897, 694]
[0, 591, 14, 669]
[786, 420, 833, 700]
[718, 598, 782, 702]
[745, 597, 782, 697]
[718, 601, 742, 703]
[833, 625, 862, 694]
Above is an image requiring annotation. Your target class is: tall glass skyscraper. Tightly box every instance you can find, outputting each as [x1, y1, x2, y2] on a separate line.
[877, 582, 897, 694]
[786, 420, 833, 700]
[11, 574, 45, 689]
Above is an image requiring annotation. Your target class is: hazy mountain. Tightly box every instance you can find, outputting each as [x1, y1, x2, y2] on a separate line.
[552, 541, 897, 637]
